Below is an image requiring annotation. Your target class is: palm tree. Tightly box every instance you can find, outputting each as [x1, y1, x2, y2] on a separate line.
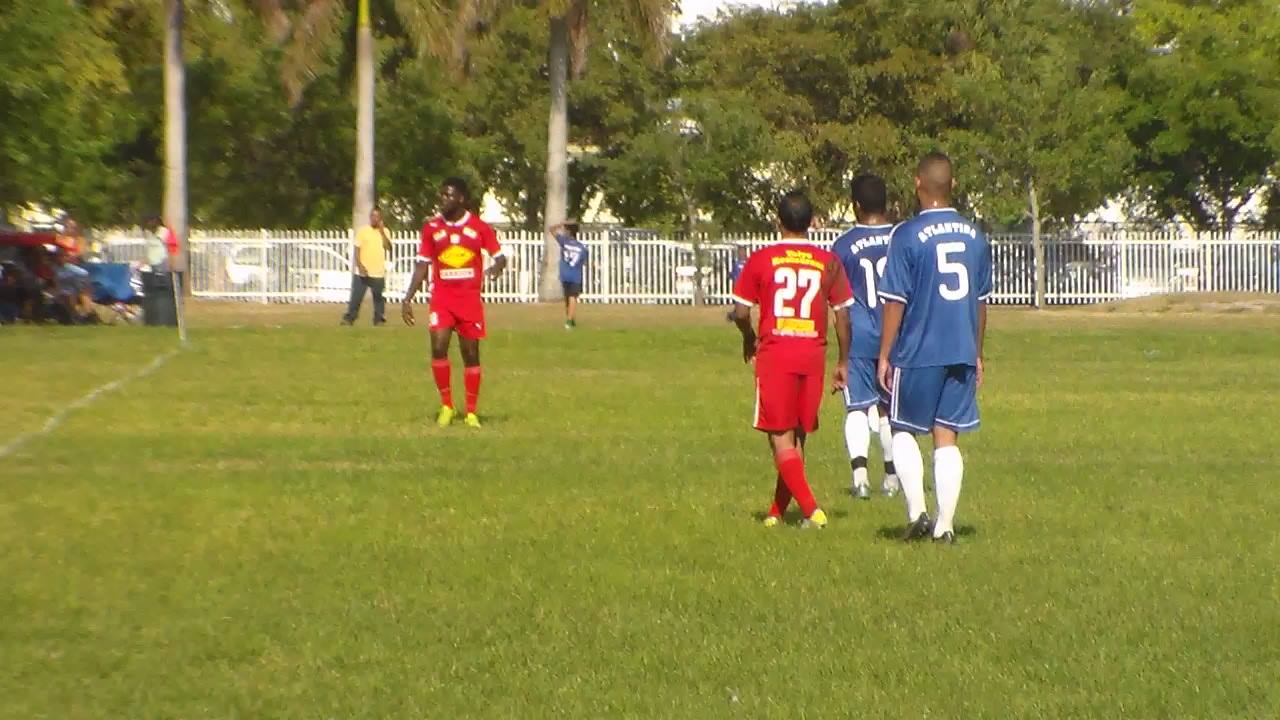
[538, 0, 672, 300]
[257, 0, 673, 300]
[163, 0, 188, 272]
[256, 0, 459, 235]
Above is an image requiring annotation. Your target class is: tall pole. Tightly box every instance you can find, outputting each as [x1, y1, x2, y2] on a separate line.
[352, 0, 376, 237]
[1030, 179, 1045, 308]
[163, 0, 188, 276]
[541, 14, 571, 302]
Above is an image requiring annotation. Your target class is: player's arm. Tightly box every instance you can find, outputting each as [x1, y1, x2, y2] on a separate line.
[733, 303, 756, 364]
[380, 226, 393, 254]
[976, 302, 988, 387]
[876, 230, 912, 392]
[402, 228, 433, 325]
[825, 256, 855, 390]
[832, 306, 851, 391]
[401, 261, 430, 326]
[878, 300, 904, 390]
[975, 236, 993, 388]
[730, 255, 758, 363]
[484, 225, 508, 278]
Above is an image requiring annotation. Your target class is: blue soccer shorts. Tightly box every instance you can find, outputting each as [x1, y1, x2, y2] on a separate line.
[842, 357, 888, 411]
[889, 364, 980, 434]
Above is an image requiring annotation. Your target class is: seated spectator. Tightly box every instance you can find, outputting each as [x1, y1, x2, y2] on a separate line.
[55, 217, 86, 262]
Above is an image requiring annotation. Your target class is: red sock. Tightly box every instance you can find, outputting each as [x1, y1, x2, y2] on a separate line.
[775, 448, 818, 517]
[464, 366, 482, 414]
[431, 359, 453, 408]
[767, 474, 792, 518]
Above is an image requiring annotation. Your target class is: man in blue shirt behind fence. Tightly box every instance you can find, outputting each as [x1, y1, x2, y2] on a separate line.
[552, 222, 588, 329]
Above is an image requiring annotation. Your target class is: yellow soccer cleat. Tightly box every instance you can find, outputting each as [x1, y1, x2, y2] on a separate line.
[463, 412, 482, 429]
[801, 508, 829, 529]
[763, 515, 781, 528]
[436, 405, 456, 428]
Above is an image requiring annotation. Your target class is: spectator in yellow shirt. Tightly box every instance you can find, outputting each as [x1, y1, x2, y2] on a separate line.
[342, 207, 393, 326]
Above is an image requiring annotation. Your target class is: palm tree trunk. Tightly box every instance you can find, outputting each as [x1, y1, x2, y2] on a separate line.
[1030, 179, 1045, 309]
[352, 0, 375, 236]
[163, 0, 188, 276]
[540, 14, 570, 302]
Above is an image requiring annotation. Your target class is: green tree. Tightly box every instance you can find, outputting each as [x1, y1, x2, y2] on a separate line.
[1126, 0, 1280, 229]
[0, 1, 132, 222]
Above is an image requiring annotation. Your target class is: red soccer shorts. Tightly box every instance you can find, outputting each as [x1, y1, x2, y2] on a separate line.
[752, 352, 825, 433]
[429, 293, 486, 340]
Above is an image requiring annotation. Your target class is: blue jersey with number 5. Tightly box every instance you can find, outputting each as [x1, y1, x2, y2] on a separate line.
[832, 224, 893, 359]
[878, 208, 992, 368]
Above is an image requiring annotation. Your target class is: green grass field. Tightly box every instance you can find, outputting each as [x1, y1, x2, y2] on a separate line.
[3, 302, 1279, 719]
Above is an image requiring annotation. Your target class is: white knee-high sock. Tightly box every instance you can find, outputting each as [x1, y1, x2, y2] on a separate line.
[878, 415, 897, 482]
[933, 445, 964, 536]
[891, 431, 926, 521]
[866, 404, 880, 431]
[844, 410, 871, 487]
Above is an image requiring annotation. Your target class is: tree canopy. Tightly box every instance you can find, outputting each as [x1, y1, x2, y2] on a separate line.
[2, 0, 1277, 231]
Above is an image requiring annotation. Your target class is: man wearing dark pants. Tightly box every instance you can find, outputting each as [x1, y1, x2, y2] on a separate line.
[551, 222, 588, 329]
[343, 206, 392, 326]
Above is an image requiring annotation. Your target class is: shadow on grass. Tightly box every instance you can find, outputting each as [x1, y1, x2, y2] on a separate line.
[749, 508, 852, 525]
[874, 524, 979, 541]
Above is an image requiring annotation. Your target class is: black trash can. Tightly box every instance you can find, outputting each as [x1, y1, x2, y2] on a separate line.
[141, 271, 178, 327]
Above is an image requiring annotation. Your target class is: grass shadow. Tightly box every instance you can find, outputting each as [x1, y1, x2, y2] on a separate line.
[874, 524, 979, 541]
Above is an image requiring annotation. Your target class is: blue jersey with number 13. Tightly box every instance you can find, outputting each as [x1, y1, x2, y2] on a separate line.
[832, 224, 893, 359]
[878, 208, 992, 368]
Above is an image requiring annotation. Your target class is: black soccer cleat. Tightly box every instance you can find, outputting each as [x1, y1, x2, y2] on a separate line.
[902, 513, 932, 542]
[933, 530, 956, 545]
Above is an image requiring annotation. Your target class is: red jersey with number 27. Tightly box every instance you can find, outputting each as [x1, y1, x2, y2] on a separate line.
[732, 242, 855, 362]
[417, 211, 504, 298]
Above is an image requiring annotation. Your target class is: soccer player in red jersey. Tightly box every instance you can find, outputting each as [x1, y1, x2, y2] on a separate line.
[401, 178, 507, 428]
[732, 190, 855, 528]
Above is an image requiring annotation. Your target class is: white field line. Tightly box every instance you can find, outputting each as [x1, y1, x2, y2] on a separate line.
[0, 347, 182, 460]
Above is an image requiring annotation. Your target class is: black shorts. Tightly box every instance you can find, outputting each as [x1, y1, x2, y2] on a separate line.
[562, 281, 583, 298]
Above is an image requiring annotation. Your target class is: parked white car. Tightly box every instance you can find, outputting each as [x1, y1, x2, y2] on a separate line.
[225, 243, 353, 301]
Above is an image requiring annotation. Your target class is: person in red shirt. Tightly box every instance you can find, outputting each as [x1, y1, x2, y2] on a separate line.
[402, 178, 508, 428]
[731, 190, 855, 528]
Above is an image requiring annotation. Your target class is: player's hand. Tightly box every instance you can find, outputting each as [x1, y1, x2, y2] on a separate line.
[877, 356, 893, 394]
[401, 300, 415, 326]
[741, 333, 757, 364]
[976, 357, 984, 389]
[831, 362, 848, 394]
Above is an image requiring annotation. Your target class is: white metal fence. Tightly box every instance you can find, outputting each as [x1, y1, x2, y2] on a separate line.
[100, 228, 1280, 306]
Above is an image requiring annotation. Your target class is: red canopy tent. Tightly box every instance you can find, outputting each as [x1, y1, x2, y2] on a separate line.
[0, 231, 58, 248]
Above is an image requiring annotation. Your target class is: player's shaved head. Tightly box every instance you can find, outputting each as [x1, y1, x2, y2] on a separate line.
[916, 152, 953, 202]
[777, 190, 813, 234]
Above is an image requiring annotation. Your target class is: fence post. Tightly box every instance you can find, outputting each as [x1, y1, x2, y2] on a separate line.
[600, 233, 612, 303]
[260, 228, 269, 304]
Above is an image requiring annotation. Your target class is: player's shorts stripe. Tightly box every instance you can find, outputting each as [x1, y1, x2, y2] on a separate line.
[491, 250, 505, 258]
[890, 367, 901, 423]
[732, 294, 755, 306]
[938, 417, 980, 429]
[415, 255, 431, 263]
[832, 297, 856, 310]
[977, 291, 992, 301]
[878, 290, 908, 303]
